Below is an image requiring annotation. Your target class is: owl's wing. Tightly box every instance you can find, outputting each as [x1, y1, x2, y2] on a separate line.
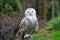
[34, 19, 38, 32]
[16, 17, 32, 35]
[32, 18, 38, 33]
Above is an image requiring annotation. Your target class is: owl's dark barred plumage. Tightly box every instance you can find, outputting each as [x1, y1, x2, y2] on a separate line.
[16, 8, 38, 40]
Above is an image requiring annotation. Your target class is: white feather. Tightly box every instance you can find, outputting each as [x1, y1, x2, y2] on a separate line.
[16, 8, 38, 36]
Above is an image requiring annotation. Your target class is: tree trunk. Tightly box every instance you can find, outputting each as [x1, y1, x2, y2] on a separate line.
[52, 0, 54, 18]
[38, 0, 45, 27]
[44, 0, 47, 23]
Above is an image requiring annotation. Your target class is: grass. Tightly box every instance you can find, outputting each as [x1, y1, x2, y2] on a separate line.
[14, 27, 60, 40]
[15, 28, 60, 40]
[33, 30, 60, 40]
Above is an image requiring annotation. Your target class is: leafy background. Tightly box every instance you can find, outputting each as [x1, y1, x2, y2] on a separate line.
[0, 0, 60, 40]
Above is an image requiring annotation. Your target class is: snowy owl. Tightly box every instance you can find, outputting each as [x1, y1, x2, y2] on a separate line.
[16, 8, 38, 40]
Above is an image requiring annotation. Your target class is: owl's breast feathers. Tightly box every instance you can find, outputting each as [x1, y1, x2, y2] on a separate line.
[17, 16, 38, 35]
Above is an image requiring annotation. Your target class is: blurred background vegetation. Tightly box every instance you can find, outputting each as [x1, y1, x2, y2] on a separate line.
[0, 0, 60, 40]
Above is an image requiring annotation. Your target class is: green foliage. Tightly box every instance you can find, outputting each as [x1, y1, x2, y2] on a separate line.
[46, 2, 52, 20]
[0, 0, 2, 12]
[15, 0, 23, 14]
[3, 4, 13, 12]
[46, 16, 60, 30]
[0, 0, 23, 14]
[33, 30, 60, 40]
[46, 1, 59, 20]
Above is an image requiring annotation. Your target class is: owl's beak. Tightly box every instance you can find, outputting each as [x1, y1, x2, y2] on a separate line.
[30, 14, 31, 15]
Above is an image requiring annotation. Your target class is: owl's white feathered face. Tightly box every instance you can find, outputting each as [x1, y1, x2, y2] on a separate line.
[25, 8, 36, 16]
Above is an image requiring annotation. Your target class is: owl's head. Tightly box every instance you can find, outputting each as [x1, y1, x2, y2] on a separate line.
[25, 8, 36, 16]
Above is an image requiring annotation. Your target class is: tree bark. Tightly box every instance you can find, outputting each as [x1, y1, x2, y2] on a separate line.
[52, 0, 54, 18]
[44, 0, 47, 23]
